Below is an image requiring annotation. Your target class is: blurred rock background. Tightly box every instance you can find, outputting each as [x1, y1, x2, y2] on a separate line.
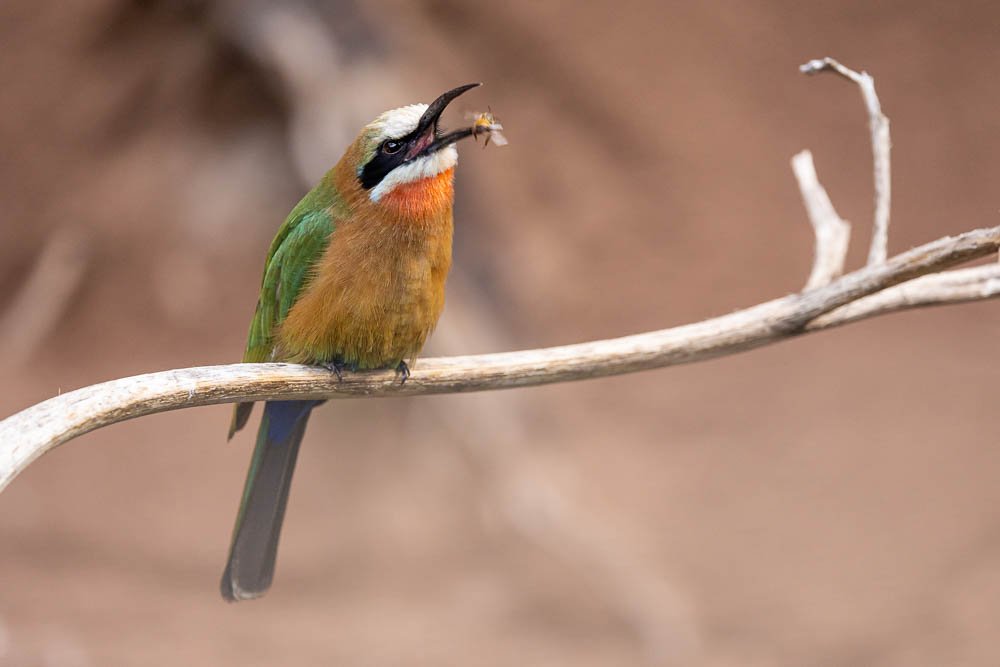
[2, 1, 1000, 665]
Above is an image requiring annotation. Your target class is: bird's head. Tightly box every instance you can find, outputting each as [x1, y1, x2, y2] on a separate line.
[344, 83, 482, 206]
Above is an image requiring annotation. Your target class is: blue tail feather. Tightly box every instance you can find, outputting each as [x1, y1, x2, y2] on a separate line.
[265, 400, 317, 443]
[220, 399, 321, 601]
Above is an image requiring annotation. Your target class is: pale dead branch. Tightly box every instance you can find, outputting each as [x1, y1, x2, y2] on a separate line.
[801, 57, 892, 266]
[2, 222, 998, 492]
[792, 150, 851, 289]
[1, 58, 997, 525]
[809, 262, 1000, 330]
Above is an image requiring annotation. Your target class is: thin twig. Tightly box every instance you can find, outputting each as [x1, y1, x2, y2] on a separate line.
[801, 57, 891, 265]
[792, 150, 851, 289]
[809, 263, 1000, 329]
[2, 224, 999, 492]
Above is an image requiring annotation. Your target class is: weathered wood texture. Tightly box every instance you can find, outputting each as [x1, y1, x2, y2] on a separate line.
[2, 224, 999, 492]
[3, 57, 998, 494]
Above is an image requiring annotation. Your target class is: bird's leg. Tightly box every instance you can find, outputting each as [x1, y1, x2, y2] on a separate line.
[396, 360, 410, 385]
[322, 358, 349, 383]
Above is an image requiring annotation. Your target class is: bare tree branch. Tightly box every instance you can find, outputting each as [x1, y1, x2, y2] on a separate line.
[792, 150, 851, 289]
[2, 224, 999, 492]
[2, 56, 996, 525]
[809, 262, 1000, 330]
[801, 57, 891, 265]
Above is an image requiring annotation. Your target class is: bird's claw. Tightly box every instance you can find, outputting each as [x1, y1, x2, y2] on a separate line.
[396, 360, 410, 385]
[323, 359, 348, 382]
[323, 359, 408, 384]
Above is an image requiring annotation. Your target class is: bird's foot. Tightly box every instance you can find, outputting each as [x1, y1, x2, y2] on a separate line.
[322, 359, 351, 382]
[396, 360, 410, 385]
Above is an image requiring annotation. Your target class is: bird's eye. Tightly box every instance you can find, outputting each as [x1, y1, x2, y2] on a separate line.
[382, 140, 403, 155]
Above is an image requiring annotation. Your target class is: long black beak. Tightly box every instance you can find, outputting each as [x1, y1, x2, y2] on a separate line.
[416, 83, 481, 135]
[412, 83, 481, 156]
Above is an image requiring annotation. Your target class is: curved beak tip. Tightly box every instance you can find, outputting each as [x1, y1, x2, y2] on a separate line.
[451, 82, 483, 94]
[420, 82, 484, 129]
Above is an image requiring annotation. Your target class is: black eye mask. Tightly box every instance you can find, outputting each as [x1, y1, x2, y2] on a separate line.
[358, 83, 482, 191]
[359, 134, 415, 190]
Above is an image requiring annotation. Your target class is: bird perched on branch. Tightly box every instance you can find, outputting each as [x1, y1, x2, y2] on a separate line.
[222, 83, 490, 602]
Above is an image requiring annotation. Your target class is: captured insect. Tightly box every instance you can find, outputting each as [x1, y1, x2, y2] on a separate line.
[467, 108, 508, 148]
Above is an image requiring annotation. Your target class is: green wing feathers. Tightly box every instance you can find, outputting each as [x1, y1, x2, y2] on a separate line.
[228, 188, 338, 439]
[244, 210, 335, 363]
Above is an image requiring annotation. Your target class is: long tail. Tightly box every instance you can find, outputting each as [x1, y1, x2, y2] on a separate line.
[221, 400, 318, 602]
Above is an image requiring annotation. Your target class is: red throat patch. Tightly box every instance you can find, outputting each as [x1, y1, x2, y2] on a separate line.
[380, 167, 455, 218]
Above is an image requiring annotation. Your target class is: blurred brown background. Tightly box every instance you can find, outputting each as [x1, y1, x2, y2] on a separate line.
[2, 1, 1000, 665]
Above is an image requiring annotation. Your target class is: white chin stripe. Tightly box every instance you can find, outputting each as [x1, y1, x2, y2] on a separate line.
[369, 145, 457, 202]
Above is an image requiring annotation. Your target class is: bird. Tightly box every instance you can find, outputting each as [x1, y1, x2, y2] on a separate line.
[221, 83, 485, 602]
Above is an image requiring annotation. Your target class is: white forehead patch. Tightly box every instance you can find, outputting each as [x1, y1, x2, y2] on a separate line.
[369, 145, 458, 202]
[370, 104, 428, 140]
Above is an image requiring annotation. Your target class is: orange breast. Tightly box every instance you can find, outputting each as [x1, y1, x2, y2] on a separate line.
[276, 169, 455, 368]
[380, 167, 456, 218]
